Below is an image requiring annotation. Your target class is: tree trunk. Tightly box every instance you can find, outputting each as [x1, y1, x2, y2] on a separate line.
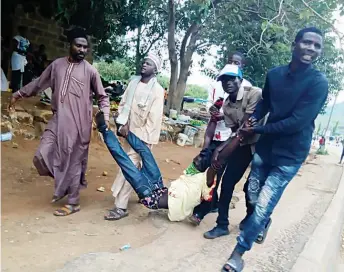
[166, 0, 178, 114]
[135, 25, 142, 75]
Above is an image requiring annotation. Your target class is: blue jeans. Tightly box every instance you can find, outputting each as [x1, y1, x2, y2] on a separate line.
[235, 153, 301, 253]
[100, 128, 163, 198]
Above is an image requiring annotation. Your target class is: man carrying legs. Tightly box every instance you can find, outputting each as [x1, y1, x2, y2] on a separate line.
[105, 54, 164, 220]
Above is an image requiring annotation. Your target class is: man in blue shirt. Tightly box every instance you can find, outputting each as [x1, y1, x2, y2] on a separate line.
[221, 27, 328, 272]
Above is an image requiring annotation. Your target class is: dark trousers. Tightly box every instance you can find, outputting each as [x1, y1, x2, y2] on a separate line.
[216, 144, 253, 229]
[10, 70, 22, 92]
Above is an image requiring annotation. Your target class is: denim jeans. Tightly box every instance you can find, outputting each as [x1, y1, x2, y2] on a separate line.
[100, 128, 163, 198]
[235, 153, 301, 253]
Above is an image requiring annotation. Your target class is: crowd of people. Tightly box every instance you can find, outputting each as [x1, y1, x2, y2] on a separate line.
[7, 26, 329, 272]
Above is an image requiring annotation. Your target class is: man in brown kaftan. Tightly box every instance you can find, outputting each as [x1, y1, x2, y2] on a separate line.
[8, 28, 110, 216]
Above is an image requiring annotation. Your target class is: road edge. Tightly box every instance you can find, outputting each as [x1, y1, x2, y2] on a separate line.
[291, 164, 344, 272]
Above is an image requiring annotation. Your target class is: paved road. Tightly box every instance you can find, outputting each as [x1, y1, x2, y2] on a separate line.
[59, 151, 343, 272]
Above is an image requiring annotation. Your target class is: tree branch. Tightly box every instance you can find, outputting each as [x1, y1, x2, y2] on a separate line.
[301, 0, 344, 44]
[143, 32, 165, 56]
[247, 0, 285, 56]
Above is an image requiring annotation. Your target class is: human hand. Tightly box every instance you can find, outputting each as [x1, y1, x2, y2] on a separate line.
[239, 127, 255, 138]
[8, 96, 17, 112]
[246, 116, 258, 127]
[119, 123, 129, 137]
[211, 147, 223, 171]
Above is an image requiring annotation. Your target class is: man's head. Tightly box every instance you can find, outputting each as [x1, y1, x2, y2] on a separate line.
[292, 27, 323, 65]
[217, 64, 243, 95]
[18, 26, 28, 37]
[67, 27, 88, 62]
[193, 149, 213, 172]
[228, 51, 245, 69]
[39, 44, 46, 53]
[141, 53, 161, 78]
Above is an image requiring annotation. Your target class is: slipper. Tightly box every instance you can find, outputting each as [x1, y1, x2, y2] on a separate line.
[104, 207, 128, 221]
[221, 257, 245, 272]
[53, 205, 80, 216]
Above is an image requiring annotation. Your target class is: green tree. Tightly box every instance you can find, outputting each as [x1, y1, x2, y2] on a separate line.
[332, 120, 339, 135]
[316, 122, 322, 135]
[185, 84, 208, 99]
[94, 59, 135, 81]
[157, 75, 170, 89]
[202, 0, 344, 113]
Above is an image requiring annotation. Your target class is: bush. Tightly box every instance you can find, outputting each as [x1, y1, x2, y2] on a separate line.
[316, 149, 329, 155]
[94, 60, 135, 82]
[185, 84, 208, 99]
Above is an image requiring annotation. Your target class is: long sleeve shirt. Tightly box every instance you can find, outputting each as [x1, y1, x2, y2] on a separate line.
[252, 64, 328, 166]
[118, 81, 164, 145]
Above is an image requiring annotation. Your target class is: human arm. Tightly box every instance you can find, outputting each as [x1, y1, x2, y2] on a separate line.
[9, 63, 53, 110]
[253, 77, 328, 135]
[91, 70, 110, 123]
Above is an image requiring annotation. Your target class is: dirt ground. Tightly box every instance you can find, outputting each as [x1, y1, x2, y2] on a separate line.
[2, 133, 343, 272]
[1, 135, 243, 272]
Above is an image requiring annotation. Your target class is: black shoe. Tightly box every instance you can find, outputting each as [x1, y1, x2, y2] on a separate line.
[95, 111, 107, 132]
[203, 226, 229, 239]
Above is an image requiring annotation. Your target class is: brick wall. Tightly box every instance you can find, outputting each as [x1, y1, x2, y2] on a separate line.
[13, 5, 93, 63]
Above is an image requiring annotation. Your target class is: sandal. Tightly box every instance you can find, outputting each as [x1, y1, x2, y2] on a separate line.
[104, 207, 128, 221]
[53, 204, 80, 216]
[221, 257, 244, 272]
[188, 214, 201, 226]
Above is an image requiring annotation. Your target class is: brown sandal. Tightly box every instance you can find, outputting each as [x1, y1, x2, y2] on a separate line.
[53, 205, 80, 216]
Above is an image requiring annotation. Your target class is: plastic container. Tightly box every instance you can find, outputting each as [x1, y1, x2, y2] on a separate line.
[1, 132, 12, 142]
[169, 109, 178, 120]
[176, 133, 189, 147]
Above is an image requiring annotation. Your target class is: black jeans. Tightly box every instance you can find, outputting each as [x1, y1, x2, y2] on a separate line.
[193, 140, 225, 218]
[216, 144, 253, 229]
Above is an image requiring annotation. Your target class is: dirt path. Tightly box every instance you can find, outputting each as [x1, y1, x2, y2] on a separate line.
[1, 137, 343, 272]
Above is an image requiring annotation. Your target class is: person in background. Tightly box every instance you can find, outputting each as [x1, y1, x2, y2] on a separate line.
[33, 44, 48, 77]
[10, 26, 30, 92]
[104, 53, 164, 221]
[318, 136, 326, 151]
[191, 52, 253, 224]
[221, 27, 328, 272]
[8, 27, 110, 216]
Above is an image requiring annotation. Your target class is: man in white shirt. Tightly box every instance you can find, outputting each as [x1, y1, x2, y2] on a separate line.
[191, 52, 252, 224]
[104, 53, 165, 221]
[10, 26, 30, 92]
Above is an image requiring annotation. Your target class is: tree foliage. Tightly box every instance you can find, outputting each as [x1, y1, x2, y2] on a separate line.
[201, 0, 344, 112]
[94, 60, 135, 82]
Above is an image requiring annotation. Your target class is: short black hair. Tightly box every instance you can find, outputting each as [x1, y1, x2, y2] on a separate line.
[229, 51, 245, 62]
[295, 27, 323, 43]
[67, 27, 88, 44]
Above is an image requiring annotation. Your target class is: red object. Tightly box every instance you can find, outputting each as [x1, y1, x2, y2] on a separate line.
[319, 138, 325, 145]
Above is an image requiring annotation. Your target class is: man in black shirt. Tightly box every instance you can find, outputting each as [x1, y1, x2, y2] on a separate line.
[221, 27, 328, 272]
